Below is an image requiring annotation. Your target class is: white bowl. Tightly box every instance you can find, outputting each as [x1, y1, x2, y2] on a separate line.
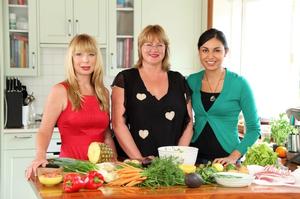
[214, 172, 254, 187]
[157, 146, 198, 165]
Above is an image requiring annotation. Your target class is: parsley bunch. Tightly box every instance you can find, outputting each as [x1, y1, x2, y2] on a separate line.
[140, 157, 185, 188]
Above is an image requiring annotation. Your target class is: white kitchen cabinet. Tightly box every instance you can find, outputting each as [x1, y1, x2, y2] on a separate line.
[1, 131, 61, 199]
[38, 0, 107, 45]
[2, 132, 37, 199]
[3, 0, 38, 76]
[140, 0, 206, 76]
[3, 150, 37, 199]
[107, 0, 141, 76]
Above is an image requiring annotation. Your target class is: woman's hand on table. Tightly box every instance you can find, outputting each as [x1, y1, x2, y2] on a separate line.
[213, 156, 237, 166]
[213, 150, 241, 166]
[25, 158, 48, 180]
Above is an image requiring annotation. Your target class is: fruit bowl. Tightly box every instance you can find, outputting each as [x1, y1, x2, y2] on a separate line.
[158, 146, 198, 165]
[214, 172, 254, 187]
[37, 166, 63, 186]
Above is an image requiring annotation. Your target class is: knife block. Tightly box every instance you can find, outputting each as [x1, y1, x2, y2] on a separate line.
[5, 91, 23, 128]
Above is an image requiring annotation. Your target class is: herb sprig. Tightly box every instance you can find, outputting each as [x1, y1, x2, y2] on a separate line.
[140, 157, 185, 188]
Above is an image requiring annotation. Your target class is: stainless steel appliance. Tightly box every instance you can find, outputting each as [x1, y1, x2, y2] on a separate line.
[286, 107, 300, 164]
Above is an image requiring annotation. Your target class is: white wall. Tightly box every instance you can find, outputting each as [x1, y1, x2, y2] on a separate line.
[213, 0, 300, 119]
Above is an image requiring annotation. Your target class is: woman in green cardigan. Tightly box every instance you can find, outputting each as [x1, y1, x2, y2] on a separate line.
[187, 28, 261, 165]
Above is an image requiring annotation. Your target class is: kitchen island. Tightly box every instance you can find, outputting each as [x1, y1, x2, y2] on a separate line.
[29, 155, 300, 199]
[30, 177, 300, 199]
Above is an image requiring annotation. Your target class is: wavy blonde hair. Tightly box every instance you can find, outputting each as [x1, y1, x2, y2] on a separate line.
[64, 34, 109, 112]
[135, 24, 170, 71]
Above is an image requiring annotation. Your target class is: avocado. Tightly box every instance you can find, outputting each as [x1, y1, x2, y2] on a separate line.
[184, 173, 204, 188]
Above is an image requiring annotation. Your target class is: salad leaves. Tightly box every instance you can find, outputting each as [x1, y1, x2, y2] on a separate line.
[242, 143, 278, 166]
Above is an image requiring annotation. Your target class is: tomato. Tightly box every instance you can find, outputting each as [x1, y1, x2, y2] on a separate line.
[275, 146, 287, 158]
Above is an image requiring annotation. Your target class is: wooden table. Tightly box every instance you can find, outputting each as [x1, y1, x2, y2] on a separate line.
[30, 156, 300, 199]
[29, 177, 300, 199]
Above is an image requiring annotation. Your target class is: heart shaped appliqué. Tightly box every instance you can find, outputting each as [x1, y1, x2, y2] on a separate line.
[136, 93, 146, 101]
[139, 130, 149, 139]
[165, 111, 175, 121]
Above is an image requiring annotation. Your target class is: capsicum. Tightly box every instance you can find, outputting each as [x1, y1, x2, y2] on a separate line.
[84, 171, 104, 189]
[63, 173, 85, 193]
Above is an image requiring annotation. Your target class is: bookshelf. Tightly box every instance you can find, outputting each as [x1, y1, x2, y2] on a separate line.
[108, 0, 141, 76]
[4, 0, 38, 76]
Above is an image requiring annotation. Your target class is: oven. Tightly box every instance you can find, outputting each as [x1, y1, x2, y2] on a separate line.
[46, 131, 61, 158]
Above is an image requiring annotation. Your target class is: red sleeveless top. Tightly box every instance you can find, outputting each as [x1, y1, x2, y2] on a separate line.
[56, 82, 109, 160]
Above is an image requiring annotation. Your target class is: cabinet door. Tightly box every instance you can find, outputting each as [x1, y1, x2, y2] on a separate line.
[108, 0, 141, 76]
[141, 0, 203, 76]
[39, 0, 73, 44]
[39, 0, 107, 45]
[4, 0, 38, 76]
[3, 150, 37, 199]
[74, 0, 107, 45]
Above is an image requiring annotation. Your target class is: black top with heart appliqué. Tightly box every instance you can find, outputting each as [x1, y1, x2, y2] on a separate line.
[112, 68, 191, 158]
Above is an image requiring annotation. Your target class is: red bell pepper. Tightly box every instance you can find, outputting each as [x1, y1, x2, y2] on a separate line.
[84, 171, 104, 189]
[63, 173, 85, 193]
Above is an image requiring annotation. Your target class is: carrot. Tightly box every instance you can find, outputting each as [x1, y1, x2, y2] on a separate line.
[126, 176, 147, 187]
[107, 162, 146, 187]
[117, 170, 141, 175]
[119, 173, 141, 178]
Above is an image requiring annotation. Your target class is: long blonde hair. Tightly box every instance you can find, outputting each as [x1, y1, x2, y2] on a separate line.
[65, 34, 109, 112]
[135, 24, 170, 71]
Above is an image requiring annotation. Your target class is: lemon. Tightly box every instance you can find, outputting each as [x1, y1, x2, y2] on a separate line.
[179, 164, 196, 173]
[212, 163, 224, 172]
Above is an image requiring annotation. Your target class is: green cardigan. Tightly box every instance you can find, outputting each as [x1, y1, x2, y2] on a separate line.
[187, 69, 261, 155]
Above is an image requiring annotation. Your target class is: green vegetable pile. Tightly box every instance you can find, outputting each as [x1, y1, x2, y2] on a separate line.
[195, 162, 218, 184]
[48, 158, 98, 174]
[242, 143, 278, 166]
[140, 157, 185, 188]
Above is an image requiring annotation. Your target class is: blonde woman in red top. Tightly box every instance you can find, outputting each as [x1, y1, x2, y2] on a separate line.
[26, 34, 116, 179]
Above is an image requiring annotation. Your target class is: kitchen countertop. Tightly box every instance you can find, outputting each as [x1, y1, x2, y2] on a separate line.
[29, 160, 300, 199]
[29, 178, 300, 199]
[3, 123, 59, 133]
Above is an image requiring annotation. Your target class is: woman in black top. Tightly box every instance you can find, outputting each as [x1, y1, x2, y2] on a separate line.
[111, 25, 193, 159]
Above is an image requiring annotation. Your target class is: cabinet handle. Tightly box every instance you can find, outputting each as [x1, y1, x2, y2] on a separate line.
[110, 53, 114, 69]
[14, 135, 33, 139]
[75, 19, 79, 35]
[68, 19, 72, 36]
[31, 52, 35, 69]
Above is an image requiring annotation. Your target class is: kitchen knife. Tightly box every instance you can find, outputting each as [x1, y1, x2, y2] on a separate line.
[6, 77, 10, 92]
[16, 78, 22, 92]
[11, 77, 16, 91]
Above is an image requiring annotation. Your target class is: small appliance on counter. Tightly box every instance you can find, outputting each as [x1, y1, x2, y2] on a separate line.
[4, 77, 29, 128]
[286, 107, 300, 164]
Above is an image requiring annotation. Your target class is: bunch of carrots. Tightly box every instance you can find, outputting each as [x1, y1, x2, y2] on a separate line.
[107, 163, 146, 187]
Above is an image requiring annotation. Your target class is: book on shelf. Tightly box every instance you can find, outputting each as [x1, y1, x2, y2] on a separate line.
[123, 38, 133, 68]
[10, 33, 28, 68]
[117, 40, 124, 68]
[18, 0, 26, 5]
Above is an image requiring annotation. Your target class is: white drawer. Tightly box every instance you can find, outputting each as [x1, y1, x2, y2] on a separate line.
[3, 133, 36, 150]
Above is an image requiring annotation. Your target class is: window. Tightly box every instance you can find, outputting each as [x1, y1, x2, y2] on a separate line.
[213, 0, 300, 119]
